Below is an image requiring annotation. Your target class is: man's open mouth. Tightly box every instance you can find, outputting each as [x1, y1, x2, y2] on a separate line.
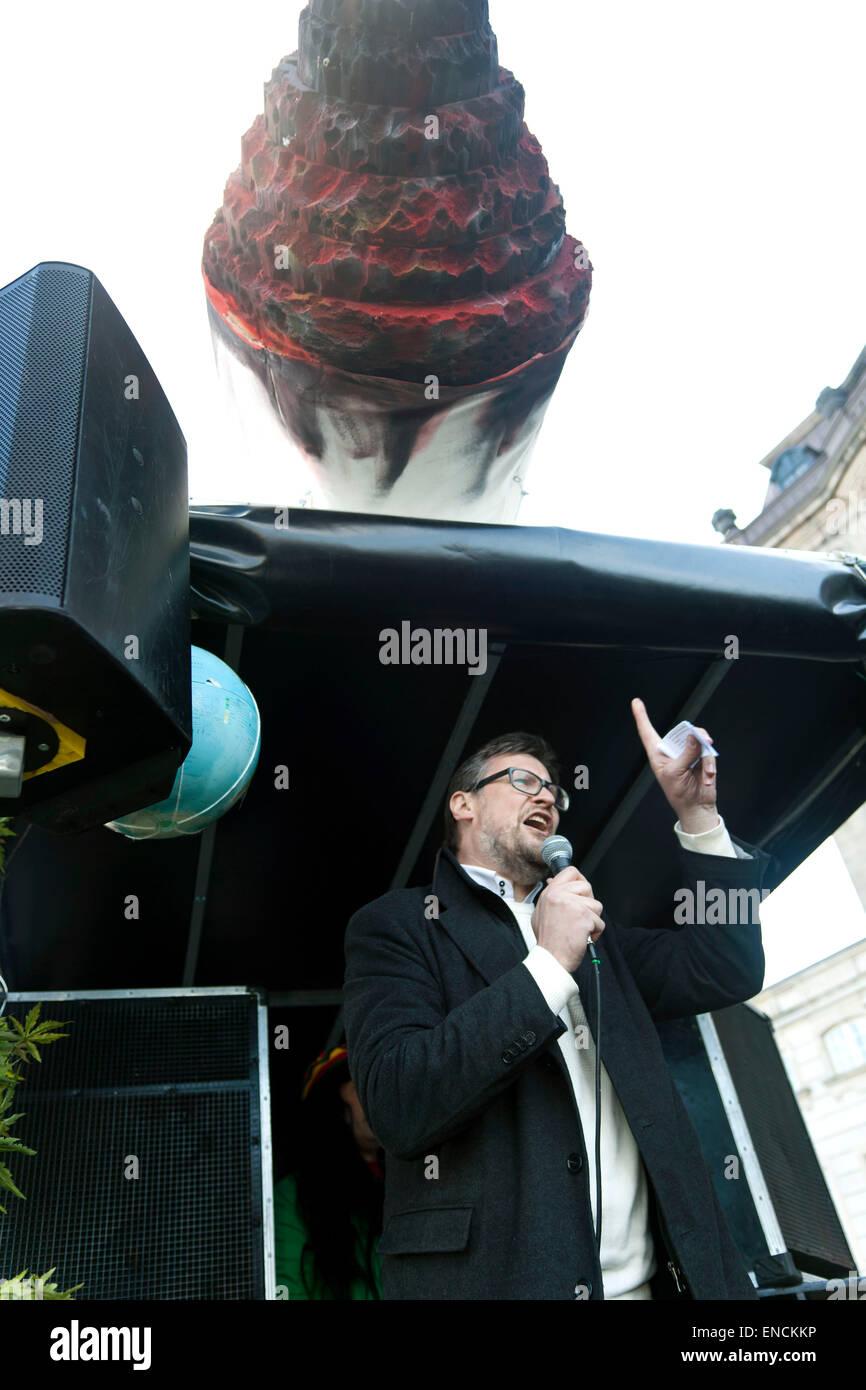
[524, 813, 551, 834]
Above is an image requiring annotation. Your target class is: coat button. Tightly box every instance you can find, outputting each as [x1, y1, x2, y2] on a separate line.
[566, 1153, 583, 1173]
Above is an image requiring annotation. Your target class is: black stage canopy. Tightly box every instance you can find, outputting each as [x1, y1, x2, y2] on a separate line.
[2, 508, 865, 996]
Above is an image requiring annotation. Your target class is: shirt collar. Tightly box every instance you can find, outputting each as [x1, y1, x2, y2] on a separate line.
[459, 862, 545, 905]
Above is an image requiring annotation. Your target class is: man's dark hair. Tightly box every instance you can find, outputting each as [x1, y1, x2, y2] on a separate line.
[443, 732, 561, 852]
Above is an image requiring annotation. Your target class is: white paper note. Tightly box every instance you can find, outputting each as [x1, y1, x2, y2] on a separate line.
[657, 720, 718, 769]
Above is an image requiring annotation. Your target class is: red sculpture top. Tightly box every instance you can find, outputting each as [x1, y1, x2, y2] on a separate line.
[202, 0, 591, 387]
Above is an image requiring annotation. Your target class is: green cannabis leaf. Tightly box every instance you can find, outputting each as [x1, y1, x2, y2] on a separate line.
[0, 1267, 83, 1300]
[0, 1004, 70, 1213]
[0, 1005, 79, 1295]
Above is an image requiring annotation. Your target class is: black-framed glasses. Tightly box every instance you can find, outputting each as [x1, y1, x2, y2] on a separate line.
[471, 767, 569, 811]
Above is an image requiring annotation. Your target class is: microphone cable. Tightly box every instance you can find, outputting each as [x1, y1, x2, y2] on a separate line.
[540, 835, 603, 1264]
[586, 935, 602, 1255]
[542, 834, 603, 1278]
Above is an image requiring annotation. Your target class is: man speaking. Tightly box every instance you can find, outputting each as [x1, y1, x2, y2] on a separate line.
[342, 698, 771, 1300]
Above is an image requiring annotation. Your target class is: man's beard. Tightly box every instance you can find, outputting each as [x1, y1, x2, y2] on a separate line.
[478, 823, 545, 887]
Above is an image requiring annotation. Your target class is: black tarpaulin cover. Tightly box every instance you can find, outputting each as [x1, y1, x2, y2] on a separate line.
[2, 508, 866, 992]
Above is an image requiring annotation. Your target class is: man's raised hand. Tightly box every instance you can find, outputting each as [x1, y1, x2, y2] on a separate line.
[631, 697, 720, 835]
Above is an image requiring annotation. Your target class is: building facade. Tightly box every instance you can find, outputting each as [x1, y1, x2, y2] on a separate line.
[714, 346, 866, 1280]
[753, 940, 866, 1276]
[712, 344, 866, 558]
[713, 343, 866, 912]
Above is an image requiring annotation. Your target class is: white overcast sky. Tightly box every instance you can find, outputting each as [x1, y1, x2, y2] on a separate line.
[2, 1, 865, 986]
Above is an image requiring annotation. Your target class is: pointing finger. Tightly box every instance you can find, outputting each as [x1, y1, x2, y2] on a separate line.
[631, 697, 661, 755]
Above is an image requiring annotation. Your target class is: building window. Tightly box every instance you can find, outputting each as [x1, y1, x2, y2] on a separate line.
[769, 445, 821, 491]
[824, 1019, 866, 1074]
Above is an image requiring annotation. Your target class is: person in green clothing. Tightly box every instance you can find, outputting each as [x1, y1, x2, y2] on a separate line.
[274, 1043, 384, 1299]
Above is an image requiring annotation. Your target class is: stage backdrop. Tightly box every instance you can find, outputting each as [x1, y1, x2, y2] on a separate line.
[1, 509, 865, 994]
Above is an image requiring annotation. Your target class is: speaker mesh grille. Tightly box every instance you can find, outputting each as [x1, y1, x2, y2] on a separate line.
[712, 1004, 855, 1273]
[0, 995, 265, 1300]
[0, 264, 89, 598]
[20, 996, 253, 1090]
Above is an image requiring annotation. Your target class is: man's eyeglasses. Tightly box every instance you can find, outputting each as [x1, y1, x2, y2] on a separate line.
[471, 767, 570, 812]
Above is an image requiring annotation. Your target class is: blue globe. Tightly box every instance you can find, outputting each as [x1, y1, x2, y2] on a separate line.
[104, 645, 261, 839]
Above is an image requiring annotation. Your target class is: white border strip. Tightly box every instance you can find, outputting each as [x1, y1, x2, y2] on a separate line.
[4, 987, 250, 1000]
[256, 996, 276, 1300]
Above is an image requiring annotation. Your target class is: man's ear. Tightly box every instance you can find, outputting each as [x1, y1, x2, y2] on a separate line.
[449, 789, 474, 828]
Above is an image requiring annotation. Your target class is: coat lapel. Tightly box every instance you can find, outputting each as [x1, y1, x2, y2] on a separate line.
[432, 849, 529, 986]
[431, 850, 602, 1087]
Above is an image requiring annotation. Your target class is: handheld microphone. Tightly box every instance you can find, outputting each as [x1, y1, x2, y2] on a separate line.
[540, 833, 573, 877]
[540, 835, 600, 965]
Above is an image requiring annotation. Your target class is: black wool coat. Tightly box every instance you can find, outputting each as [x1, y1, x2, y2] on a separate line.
[343, 838, 772, 1300]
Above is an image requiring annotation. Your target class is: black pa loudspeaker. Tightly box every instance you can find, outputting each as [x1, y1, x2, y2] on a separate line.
[0, 988, 275, 1299]
[0, 262, 191, 833]
[658, 1003, 857, 1291]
